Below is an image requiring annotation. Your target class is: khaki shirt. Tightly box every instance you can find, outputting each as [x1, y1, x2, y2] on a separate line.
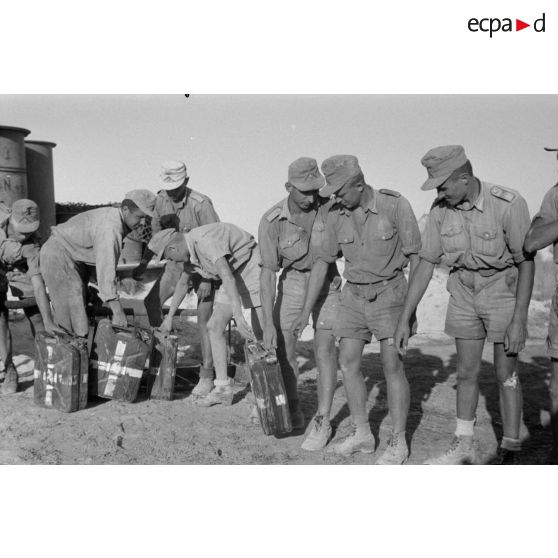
[318, 187, 421, 284]
[49, 207, 125, 302]
[182, 222, 258, 280]
[420, 181, 530, 270]
[151, 188, 220, 234]
[531, 183, 558, 263]
[258, 197, 339, 277]
[0, 217, 41, 296]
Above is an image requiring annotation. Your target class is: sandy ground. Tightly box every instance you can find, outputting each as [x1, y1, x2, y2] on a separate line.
[0, 273, 555, 464]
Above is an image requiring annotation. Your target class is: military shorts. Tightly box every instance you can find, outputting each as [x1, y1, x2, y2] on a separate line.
[272, 268, 340, 331]
[214, 252, 261, 309]
[445, 267, 517, 343]
[546, 286, 558, 358]
[334, 275, 408, 343]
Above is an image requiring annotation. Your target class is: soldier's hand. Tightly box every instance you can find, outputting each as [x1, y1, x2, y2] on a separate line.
[393, 321, 410, 357]
[44, 321, 65, 335]
[111, 309, 128, 328]
[504, 318, 526, 355]
[263, 324, 277, 350]
[290, 311, 310, 340]
[196, 279, 212, 301]
[159, 316, 173, 335]
[234, 313, 255, 341]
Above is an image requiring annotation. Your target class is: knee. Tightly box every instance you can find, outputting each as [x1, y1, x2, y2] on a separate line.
[207, 315, 226, 337]
[456, 362, 481, 384]
[339, 355, 359, 377]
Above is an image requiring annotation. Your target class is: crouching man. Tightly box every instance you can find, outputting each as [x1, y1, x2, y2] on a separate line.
[148, 222, 264, 407]
[0, 199, 60, 395]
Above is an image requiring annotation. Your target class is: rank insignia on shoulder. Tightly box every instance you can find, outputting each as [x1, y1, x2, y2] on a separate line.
[265, 206, 282, 222]
[188, 190, 207, 204]
[379, 188, 401, 198]
[490, 186, 516, 203]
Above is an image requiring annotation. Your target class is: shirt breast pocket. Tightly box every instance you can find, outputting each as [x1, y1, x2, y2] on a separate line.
[279, 231, 307, 261]
[440, 223, 466, 253]
[371, 224, 396, 255]
[471, 225, 500, 257]
[337, 231, 355, 257]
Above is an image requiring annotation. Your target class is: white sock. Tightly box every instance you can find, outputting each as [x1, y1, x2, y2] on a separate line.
[455, 418, 475, 437]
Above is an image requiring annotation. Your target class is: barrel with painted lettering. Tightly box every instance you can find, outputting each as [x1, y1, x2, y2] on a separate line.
[34, 331, 89, 412]
[149, 332, 178, 400]
[89, 320, 153, 402]
[245, 341, 292, 436]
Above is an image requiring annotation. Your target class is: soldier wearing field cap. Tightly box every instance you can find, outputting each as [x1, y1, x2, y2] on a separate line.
[291, 155, 421, 463]
[40, 189, 156, 338]
[524, 145, 558, 464]
[258, 157, 341, 447]
[135, 160, 220, 398]
[394, 145, 534, 464]
[0, 200, 60, 395]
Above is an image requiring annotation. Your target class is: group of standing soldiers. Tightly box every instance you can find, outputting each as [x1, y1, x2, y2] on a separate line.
[1, 144, 558, 465]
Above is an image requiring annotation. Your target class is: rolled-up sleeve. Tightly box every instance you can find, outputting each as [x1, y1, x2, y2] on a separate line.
[503, 197, 531, 264]
[93, 225, 122, 302]
[395, 196, 421, 256]
[418, 210, 444, 264]
[257, 217, 280, 272]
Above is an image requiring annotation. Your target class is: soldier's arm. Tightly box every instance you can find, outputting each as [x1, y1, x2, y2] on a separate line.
[504, 258, 534, 355]
[30, 274, 60, 333]
[260, 267, 277, 348]
[160, 269, 191, 333]
[503, 196, 535, 353]
[289, 259, 329, 338]
[524, 188, 558, 253]
[523, 218, 558, 253]
[393, 258, 435, 355]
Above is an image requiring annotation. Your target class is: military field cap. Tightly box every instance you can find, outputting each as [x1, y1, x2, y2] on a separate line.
[287, 157, 325, 192]
[420, 145, 469, 191]
[148, 229, 178, 260]
[10, 198, 40, 233]
[124, 189, 156, 217]
[159, 160, 188, 190]
[320, 155, 363, 197]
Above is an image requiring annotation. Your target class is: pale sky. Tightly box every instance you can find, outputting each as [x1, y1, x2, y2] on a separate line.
[1, 94, 557, 236]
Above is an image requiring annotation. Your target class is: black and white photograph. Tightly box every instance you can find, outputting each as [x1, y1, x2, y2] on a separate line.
[1, 94, 557, 466]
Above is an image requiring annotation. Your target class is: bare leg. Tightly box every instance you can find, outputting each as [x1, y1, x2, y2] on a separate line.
[197, 298, 214, 370]
[493, 343, 522, 440]
[455, 338, 485, 421]
[206, 302, 233, 382]
[338, 337, 367, 426]
[314, 329, 337, 418]
[380, 338, 409, 433]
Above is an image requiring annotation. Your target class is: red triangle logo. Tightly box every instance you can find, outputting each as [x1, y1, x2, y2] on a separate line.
[516, 19, 530, 31]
